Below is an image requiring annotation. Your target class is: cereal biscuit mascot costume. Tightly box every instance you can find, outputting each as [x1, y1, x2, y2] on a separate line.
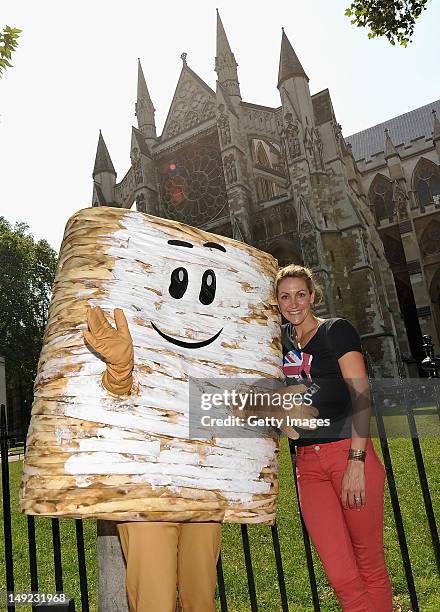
[20, 207, 315, 611]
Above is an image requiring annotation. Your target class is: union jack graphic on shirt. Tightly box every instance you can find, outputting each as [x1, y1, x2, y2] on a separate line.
[283, 348, 313, 381]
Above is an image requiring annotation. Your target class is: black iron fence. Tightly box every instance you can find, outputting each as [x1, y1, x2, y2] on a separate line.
[1, 338, 439, 611]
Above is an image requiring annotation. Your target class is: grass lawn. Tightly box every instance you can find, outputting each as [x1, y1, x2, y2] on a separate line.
[1, 430, 439, 611]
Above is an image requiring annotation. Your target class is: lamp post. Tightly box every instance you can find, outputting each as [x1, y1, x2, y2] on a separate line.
[421, 335, 440, 378]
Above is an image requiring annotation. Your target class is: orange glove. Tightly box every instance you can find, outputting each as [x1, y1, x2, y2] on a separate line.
[84, 306, 134, 395]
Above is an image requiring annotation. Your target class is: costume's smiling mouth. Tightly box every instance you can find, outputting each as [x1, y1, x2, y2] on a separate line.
[150, 321, 223, 349]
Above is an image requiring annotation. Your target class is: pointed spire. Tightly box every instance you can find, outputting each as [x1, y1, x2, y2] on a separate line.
[136, 59, 156, 140]
[216, 9, 233, 58]
[215, 9, 241, 100]
[93, 131, 116, 178]
[137, 58, 152, 105]
[384, 128, 398, 158]
[433, 109, 440, 142]
[278, 28, 308, 87]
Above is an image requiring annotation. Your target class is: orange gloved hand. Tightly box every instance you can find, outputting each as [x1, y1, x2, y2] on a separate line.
[84, 306, 134, 395]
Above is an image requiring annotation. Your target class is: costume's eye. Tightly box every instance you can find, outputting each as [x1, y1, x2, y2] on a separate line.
[169, 267, 188, 299]
[199, 269, 216, 305]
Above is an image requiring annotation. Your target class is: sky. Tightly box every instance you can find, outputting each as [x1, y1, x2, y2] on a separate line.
[1, 0, 439, 250]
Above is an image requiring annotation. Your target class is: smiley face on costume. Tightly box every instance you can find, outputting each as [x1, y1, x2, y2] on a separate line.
[150, 239, 225, 349]
[79, 212, 279, 376]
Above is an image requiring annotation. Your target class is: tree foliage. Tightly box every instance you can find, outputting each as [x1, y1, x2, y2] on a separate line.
[0, 218, 57, 392]
[345, 0, 430, 46]
[0, 25, 21, 76]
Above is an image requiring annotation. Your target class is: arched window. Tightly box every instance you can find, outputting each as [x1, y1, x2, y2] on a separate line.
[254, 141, 271, 201]
[369, 174, 394, 223]
[159, 134, 227, 226]
[256, 142, 271, 169]
[420, 220, 440, 256]
[412, 158, 440, 208]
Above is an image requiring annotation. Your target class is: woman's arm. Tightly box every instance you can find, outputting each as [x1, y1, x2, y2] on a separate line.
[338, 350, 371, 510]
[338, 350, 371, 452]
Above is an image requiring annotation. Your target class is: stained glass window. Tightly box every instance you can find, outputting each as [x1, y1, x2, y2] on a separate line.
[369, 174, 394, 223]
[159, 135, 227, 226]
[421, 220, 440, 256]
[412, 158, 440, 208]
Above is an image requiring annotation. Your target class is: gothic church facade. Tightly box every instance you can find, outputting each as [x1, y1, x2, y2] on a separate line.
[91, 11, 440, 377]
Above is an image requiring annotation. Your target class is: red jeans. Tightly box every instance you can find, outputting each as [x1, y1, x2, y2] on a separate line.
[296, 438, 393, 611]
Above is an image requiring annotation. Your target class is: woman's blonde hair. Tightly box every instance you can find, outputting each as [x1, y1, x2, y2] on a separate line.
[275, 264, 323, 304]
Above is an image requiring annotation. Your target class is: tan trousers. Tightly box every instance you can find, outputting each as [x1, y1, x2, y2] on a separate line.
[117, 522, 221, 612]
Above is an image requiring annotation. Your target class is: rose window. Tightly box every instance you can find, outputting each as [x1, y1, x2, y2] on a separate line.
[160, 139, 227, 225]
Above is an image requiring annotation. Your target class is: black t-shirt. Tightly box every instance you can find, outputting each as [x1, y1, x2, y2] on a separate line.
[282, 318, 362, 446]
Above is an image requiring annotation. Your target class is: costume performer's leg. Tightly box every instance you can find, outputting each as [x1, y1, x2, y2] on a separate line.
[177, 523, 221, 612]
[297, 442, 376, 612]
[117, 522, 179, 612]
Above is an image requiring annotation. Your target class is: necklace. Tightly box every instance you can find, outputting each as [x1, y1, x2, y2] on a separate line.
[291, 318, 321, 350]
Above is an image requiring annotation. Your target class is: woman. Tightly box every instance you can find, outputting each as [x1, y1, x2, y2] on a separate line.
[276, 264, 393, 612]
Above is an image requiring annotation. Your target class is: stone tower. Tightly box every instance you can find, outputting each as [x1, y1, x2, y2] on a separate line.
[90, 12, 440, 376]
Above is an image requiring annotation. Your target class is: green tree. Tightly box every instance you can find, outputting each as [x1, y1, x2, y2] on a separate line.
[0, 25, 21, 76]
[0, 218, 57, 395]
[345, 0, 430, 46]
